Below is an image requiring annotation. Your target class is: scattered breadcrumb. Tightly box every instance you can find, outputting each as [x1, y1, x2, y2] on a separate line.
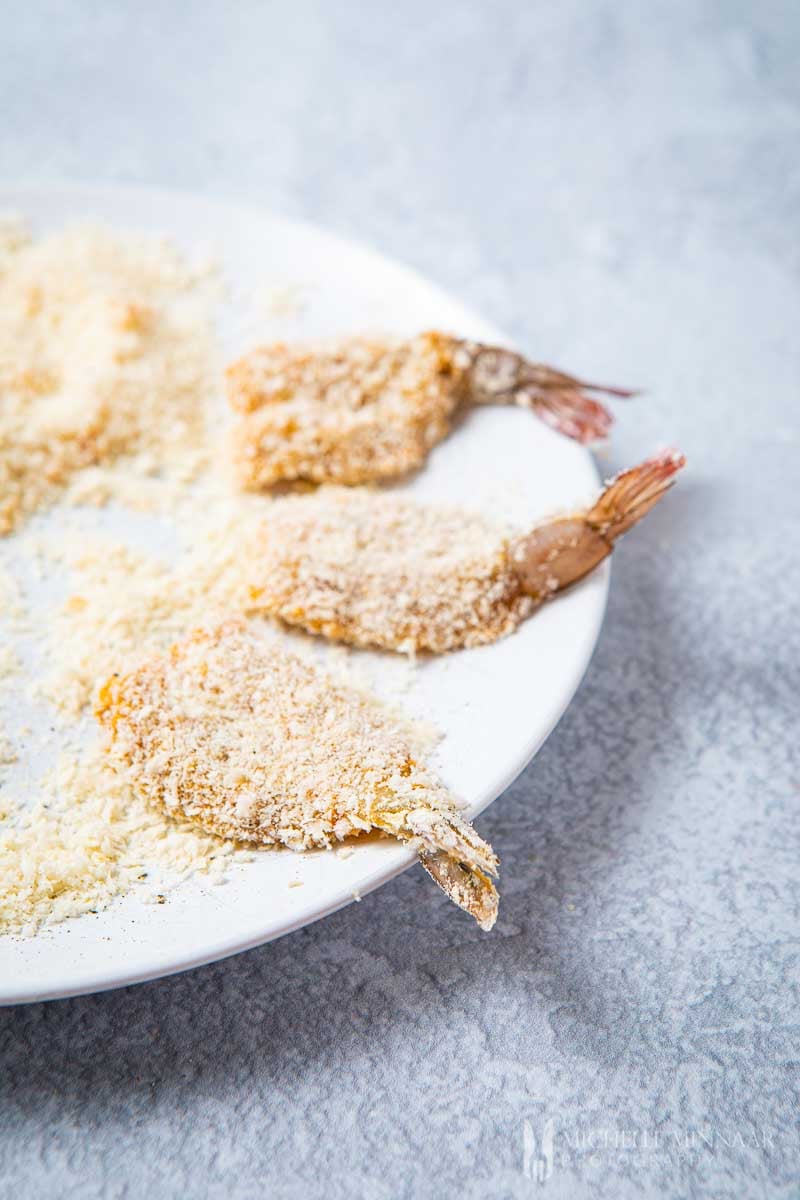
[0, 732, 17, 765]
[0, 745, 244, 936]
[247, 487, 534, 653]
[64, 463, 194, 515]
[30, 506, 257, 718]
[255, 282, 307, 321]
[0, 219, 218, 534]
[0, 645, 19, 682]
[0, 565, 25, 622]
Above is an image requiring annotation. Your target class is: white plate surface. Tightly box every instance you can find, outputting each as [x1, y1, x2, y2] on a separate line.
[0, 184, 607, 1004]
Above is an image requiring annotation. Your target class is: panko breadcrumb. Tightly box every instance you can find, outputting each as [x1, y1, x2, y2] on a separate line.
[0, 515, 251, 936]
[0, 219, 217, 534]
[96, 620, 499, 928]
[247, 487, 533, 653]
[0, 215, 236, 937]
[31, 503, 261, 718]
[0, 746, 242, 936]
[1, 216, 656, 939]
[228, 332, 462, 489]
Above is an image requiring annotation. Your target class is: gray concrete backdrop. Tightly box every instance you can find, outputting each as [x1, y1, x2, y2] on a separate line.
[1, 2, 799, 1196]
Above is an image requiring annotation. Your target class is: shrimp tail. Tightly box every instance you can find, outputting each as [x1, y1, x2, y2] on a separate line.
[586, 447, 686, 538]
[460, 341, 637, 444]
[406, 807, 499, 931]
[510, 449, 685, 601]
[420, 853, 499, 931]
[525, 384, 616, 444]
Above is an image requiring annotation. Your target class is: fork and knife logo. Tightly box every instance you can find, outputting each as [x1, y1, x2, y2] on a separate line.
[523, 1118, 556, 1184]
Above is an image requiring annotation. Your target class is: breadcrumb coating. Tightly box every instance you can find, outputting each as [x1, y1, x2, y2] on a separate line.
[228, 332, 465, 488]
[244, 453, 685, 655]
[247, 488, 534, 653]
[96, 620, 499, 928]
[0, 220, 215, 534]
[227, 331, 633, 489]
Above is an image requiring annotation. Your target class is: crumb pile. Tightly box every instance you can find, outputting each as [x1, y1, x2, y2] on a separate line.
[0, 745, 242, 936]
[0, 219, 217, 534]
[247, 488, 534, 653]
[227, 332, 466, 489]
[95, 620, 498, 927]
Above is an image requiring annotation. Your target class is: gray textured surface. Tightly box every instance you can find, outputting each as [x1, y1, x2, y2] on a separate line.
[2, 2, 799, 1196]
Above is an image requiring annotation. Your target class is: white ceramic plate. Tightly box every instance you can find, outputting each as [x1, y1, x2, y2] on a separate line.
[0, 184, 607, 1004]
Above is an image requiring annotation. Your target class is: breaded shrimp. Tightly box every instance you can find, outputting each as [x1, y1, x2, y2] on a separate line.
[245, 451, 684, 654]
[227, 332, 633, 489]
[95, 620, 499, 929]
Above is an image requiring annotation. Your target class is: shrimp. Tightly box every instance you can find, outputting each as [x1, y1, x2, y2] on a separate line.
[227, 332, 634, 490]
[95, 620, 499, 929]
[245, 450, 684, 654]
